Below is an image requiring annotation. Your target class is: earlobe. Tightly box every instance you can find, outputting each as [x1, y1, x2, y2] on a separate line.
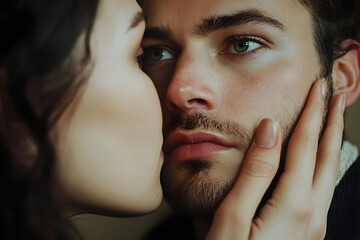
[332, 41, 360, 107]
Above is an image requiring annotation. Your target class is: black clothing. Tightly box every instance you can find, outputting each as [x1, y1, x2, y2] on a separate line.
[326, 157, 360, 240]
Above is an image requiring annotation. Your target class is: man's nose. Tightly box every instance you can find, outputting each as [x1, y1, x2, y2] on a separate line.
[165, 56, 218, 114]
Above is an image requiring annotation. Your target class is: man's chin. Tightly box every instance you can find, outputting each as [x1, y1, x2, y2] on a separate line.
[161, 159, 236, 219]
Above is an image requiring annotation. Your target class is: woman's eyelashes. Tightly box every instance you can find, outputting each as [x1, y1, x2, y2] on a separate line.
[136, 48, 144, 67]
[220, 36, 266, 56]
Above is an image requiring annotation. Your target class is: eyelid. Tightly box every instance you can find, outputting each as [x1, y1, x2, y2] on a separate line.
[229, 35, 267, 46]
[142, 43, 178, 54]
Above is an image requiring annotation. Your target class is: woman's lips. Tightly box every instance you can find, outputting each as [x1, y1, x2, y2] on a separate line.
[164, 131, 234, 162]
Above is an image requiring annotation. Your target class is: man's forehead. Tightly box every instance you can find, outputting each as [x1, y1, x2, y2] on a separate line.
[141, 0, 314, 44]
[142, 0, 308, 27]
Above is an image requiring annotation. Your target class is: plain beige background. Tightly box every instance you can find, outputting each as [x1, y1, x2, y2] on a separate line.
[72, 98, 360, 240]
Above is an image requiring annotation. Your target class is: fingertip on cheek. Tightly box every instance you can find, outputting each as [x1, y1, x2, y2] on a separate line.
[254, 118, 280, 149]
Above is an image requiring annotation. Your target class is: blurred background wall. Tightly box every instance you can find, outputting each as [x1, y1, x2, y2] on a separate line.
[71, 98, 359, 240]
[345, 97, 360, 149]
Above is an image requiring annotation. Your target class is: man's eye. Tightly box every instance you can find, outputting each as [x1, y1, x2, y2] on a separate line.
[142, 48, 174, 63]
[232, 40, 261, 53]
[220, 36, 266, 56]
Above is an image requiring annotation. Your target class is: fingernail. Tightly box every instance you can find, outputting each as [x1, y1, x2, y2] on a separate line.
[341, 94, 346, 113]
[321, 80, 327, 99]
[255, 119, 279, 149]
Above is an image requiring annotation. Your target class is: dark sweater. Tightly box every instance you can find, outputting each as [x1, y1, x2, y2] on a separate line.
[326, 156, 360, 240]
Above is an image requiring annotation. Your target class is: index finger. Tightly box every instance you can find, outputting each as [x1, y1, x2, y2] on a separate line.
[275, 79, 327, 200]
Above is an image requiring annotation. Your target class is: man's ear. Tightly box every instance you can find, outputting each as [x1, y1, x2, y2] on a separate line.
[332, 40, 360, 107]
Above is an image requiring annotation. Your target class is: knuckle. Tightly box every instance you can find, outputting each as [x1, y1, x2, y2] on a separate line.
[243, 157, 277, 178]
[295, 207, 312, 224]
[290, 201, 313, 224]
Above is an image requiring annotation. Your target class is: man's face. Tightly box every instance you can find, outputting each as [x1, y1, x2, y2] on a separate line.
[141, 0, 326, 217]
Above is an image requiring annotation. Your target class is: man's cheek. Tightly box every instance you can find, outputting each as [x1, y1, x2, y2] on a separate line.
[224, 70, 300, 115]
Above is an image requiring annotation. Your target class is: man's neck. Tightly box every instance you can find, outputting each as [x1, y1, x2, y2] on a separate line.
[191, 218, 212, 240]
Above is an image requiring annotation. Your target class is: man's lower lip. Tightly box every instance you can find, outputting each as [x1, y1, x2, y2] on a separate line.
[166, 142, 232, 162]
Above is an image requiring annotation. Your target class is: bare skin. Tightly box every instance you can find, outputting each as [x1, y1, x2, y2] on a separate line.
[207, 80, 345, 239]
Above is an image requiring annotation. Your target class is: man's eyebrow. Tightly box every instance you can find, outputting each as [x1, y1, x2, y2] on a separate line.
[127, 11, 146, 31]
[194, 9, 286, 36]
[143, 25, 174, 40]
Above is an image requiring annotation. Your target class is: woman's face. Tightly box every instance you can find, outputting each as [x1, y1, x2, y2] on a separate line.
[51, 0, 163, 217]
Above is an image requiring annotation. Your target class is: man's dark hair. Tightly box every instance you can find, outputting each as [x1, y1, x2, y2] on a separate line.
[300, 0, 360, 78]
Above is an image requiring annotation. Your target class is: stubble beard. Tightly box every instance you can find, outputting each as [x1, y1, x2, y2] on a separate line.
[161, 79, 333, 219]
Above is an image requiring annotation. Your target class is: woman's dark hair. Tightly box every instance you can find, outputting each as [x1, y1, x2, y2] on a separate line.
[300, 0, 360, 78]
[0, 0, 99, 239]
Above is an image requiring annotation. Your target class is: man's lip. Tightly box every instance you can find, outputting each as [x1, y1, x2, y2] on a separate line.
[163, 131, 234, 161]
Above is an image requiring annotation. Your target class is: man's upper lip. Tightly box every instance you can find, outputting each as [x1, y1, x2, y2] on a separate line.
[163, 130, 233, 153]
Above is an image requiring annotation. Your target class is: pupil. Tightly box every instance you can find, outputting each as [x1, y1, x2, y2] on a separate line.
[152, 50, 163, 60]
[234, 41, 249, 52]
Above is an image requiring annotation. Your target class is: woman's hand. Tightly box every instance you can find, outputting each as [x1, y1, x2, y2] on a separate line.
[207, 79, 345, 240]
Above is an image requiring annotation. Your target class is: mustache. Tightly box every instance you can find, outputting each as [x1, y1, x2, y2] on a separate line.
[164, 112, 252, 151]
